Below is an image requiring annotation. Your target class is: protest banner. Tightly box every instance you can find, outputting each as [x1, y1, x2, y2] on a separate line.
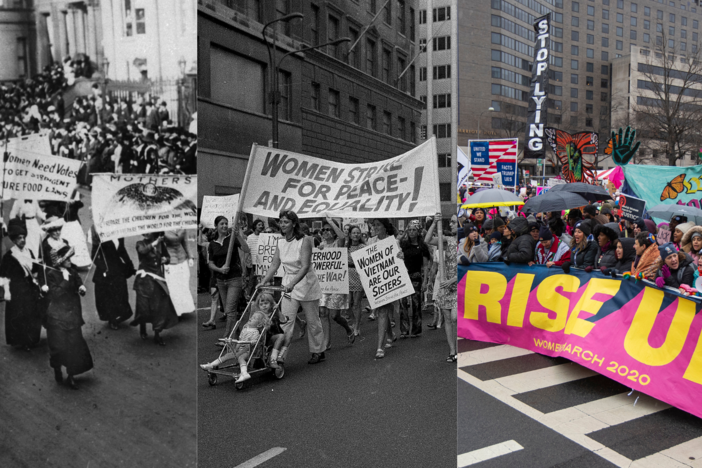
[618, 194, 646, 221]
[0, 149, 81, 201]
[91, 174, 197, 241]
[312, 247, 348, 294]
[200, 194, 240, 229]
[254, 233, 284, 277]
[239, 138, 441, 219]
[343, 217, 369, 234]
[469, 139, 518, 185]
[350, 237, 413, 308]
[61, 221, 92, 268]
[459, 263, 702, 420]
[547, 178, 566, 187]
[536, 186, 549, 196]
[6, 132, 52, 156]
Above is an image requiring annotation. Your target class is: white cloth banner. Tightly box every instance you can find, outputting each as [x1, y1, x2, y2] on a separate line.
[350, 237, 413, 308]
[241, 138, 441, 219]
[312, 247, 349, 294]
[1, 149, 81, 201]
[61, 221, 92, 268]
[200, 194, 240, 229]
[253, 233, 284, 277]
[7, 132, 52, 156]
[92, 174, 197, 241]
[164, 262, 195, 316]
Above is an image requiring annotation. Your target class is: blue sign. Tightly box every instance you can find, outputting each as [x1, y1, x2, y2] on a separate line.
[470, 141, 489, 165]
[497, 161, 518, 186]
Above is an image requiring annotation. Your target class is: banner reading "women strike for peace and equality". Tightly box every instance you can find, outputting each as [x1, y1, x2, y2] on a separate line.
[459, 263, 702, 420]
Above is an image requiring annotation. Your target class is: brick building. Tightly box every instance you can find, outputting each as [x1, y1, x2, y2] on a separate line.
[197, 0, 444, 217]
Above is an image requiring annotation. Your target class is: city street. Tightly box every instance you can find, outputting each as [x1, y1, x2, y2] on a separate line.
[196, 295, 456, 468]
[0, 188, 197, 468]
[457, 339, 702, 468]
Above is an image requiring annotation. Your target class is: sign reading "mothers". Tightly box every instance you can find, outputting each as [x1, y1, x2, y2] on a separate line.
[241, 139, 441, 219]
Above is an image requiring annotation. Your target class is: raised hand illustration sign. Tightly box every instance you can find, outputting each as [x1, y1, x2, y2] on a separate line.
[545, 128, 599, 184]
[605, 126, 641, 166]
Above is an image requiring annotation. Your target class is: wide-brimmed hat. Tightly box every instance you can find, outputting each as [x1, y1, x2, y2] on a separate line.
[41, 216, 65, 232]
[51, 245, 74, 267]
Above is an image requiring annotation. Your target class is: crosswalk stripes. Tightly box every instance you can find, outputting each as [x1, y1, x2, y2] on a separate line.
[457, 338, 702, 468]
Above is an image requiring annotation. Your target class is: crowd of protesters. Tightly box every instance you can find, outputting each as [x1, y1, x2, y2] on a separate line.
[198, 209, 459, 379]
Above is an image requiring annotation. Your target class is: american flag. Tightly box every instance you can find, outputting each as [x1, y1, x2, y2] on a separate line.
[470, 139, 518, 183]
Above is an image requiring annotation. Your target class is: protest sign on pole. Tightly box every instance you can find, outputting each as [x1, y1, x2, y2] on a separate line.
[240, 138, 441, 219]
[92, 174, 197, 241]
[61, 221, 92, 268]
[350, 237, 413, 308]
[618, 194, 647, 221]
[0, 150, 81, 201]
[312, 247, 348, 294]
[200, 194, 240, 228]
[254, 233, 284, 277]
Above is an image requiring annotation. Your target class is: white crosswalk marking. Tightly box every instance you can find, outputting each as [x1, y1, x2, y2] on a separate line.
[457, 440, 524, 467]
[458, 342, 698, 468]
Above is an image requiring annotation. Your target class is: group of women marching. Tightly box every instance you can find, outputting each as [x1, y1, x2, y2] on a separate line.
[199, 209, 458, 376]
[1, 198, 195, 390]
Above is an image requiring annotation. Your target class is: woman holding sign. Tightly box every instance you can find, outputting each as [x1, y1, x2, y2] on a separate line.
[345, 225, 367, 337]
[318, 217, 354, 349]
[260, 210, 325, 365]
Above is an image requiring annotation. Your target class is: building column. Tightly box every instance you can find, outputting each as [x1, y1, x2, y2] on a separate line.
[74, 6, 86, 54]
[86, 0, 101, 70]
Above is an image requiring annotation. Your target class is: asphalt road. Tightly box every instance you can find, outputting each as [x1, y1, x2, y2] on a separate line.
[196, 296, 457, 468]
[0, 188, 198, 468]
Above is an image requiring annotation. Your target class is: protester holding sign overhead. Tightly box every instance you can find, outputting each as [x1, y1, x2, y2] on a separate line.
[260, 210, 325, 365]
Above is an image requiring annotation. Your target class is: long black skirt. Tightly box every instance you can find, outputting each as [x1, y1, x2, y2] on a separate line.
[94, 277, 133, 323]
[4, 291, 42, 348]
[47, 326, 93, 376]
[131, 276, 178, 332]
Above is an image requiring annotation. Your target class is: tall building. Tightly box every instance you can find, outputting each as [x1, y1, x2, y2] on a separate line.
[198, 0, 435, 215]
[0, 0, 36, 81]
[459, 0, 702, 180]
[417, 0, 458, 210]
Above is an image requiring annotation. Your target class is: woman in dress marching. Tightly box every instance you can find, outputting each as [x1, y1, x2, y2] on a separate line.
[345, 225, 367, 337]
[9, 199, 45, 258]
[163, 228, 196, 316]
[43, 245, 93, 389]
[131, 232, 179, 345]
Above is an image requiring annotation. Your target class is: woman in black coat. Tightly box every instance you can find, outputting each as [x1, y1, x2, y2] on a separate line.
[0, 223, 42, 350]
[564, 220, 598, 272]
[90, 226, 135, 329]
[43, 245, 93, 389]
[655, 243, 695, 289]
[613, 238, 637, 274]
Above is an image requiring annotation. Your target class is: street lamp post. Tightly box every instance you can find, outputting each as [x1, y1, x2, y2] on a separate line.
[178, 56, 187, 127]
[101, 57, 110, 126]
[477, 107, 495, 140]
[262, 13, 351, 148]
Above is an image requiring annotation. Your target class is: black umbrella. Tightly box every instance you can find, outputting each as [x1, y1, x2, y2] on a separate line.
[522, 191, 590, 213]
[549, 182, 612, 202]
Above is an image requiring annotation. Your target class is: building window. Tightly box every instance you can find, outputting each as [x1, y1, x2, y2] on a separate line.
[348, 26, 359, 68]
[419, 38, 427, 51]
[398, 116, 406, 140]
[602, 23, 609, 34]
[617, 13, 623, 23]
[587, 62, 594, 72]
[571, 73, 579, 84]
[397, 0, 406, 34]
[587, 34, 594, 44]
[366, 105, 376, 130]
[602, 51, 609, 60]
[586, 76, 594, 85]
[409, 65, 415, 95]
[631, 17, 637, 27]
[276, 0, 291, 36]
[369, 0, 376, 14]
[586, 91, 593, 100]
[601, 92, 608, 101]
[572, 45, 579, 55]
[588, 5, 594, 16]
[419, 67, 427, 81]
[682, 29, 687, 38]
[410, 122, 416, 143]
[572, 2, 579, 12]
[434, 36, 450, 51]
[587, 20, 594, 30]
[409, 7, 415, 40]
[603, 9, 609, 20]
[278, 71, 291, 120]
[571, 87, 578, 98]
[601, 78, 609, 88]
[437, 153, 451, 168]
[433, 6, 450, 21]
[384, 0, 392, 25]
[670, 26, 675, 36]
[616, 26, 623, 36]
[418, 9, 426, 24]
[382, 48, 391, 83]
[124, 0, 134, 36]
[572, 30, 579, 41]
[572, 59, 579, 70]
[397, 56, 407, 91]
[433, 94, 451, 108]
[602, 64, 609, 74]
[670, 13, 676, 23]
[586, 118, 593, 127]
[433, 123, 451, 138]
[349, 97, 359, 124]
[433, 64, 451, 79]
[16, 37, 26, 78]
[645, 6, 650, 16]
[328, 89, 340, 118]
[571, 101, 578, 112]
[311, 82, 320, 111]
[440, 183, 451, 202]
[631, 3, 638, 13]
[631, 30, 637, 40]
[616, 40, 623, 49]
[210, 46, 265, 114]
[644, 33, 650, 43]
[328, 15, 340, 58]
[366, 38, 376, 77]
[572, 16, 579, 27]
[644, 20, 650, 30]
[587, 48, 594, 58]
[310, 4, 319, 45]
[682, 16, 688, 26]
[383, 111, 391, 135]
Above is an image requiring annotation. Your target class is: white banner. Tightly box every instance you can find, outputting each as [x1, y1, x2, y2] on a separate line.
[312, 247, 348, 294]
[200, 194, 240, 229]
[92, 174, 197, 241]
[254, 233, 284, 277]
[1, 150, 81, 201]
[241, 138, 441, 219]
[6, 132, 52, 156]
[350, 237, 413, 308]
[61, 221, 92, 268]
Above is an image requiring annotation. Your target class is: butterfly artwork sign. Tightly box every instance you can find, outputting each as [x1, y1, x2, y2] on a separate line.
[91, 174, 198, 241]
[622, 164, 702, 221]
[544, 128, 599, 184]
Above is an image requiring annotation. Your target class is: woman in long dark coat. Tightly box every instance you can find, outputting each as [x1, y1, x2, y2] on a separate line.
[43, 245, 93, 389]
[90, 226, 135, 329]
[130, 231, 178, 345]
[0, 223, 43, 350]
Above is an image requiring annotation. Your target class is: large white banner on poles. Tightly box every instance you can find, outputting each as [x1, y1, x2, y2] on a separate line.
[240, 138, 441, 219]
[350, 237, 413, 308]
[92, 174, 197, 241]
[1, 150, 81, 201]
[312, 247, 348, 294]
[200, 194, 240, 229]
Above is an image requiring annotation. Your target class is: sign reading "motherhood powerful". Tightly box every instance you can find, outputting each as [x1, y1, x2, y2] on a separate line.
[459, 263, 702, 420]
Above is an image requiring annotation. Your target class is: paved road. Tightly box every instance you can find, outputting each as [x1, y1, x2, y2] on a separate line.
[0, 188, 197, 468]
[457, 338, 702, 468]
[197, 296, 456, 468]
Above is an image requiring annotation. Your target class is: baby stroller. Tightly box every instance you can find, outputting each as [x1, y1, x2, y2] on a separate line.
[203, 286, 286, 390]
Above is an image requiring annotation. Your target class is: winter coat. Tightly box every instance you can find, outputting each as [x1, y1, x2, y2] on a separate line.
[468, 240, 489, 263]
[613, 238, 637, 273]
[631, 243, 661, 280]
[655, 254, 695, 288]
[680, 225, 702, 268]
[571, 239, 598, 268]
[535, 238, 571, 265]
[505, 218, 536, 264]
[488, 243, 503, 261]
